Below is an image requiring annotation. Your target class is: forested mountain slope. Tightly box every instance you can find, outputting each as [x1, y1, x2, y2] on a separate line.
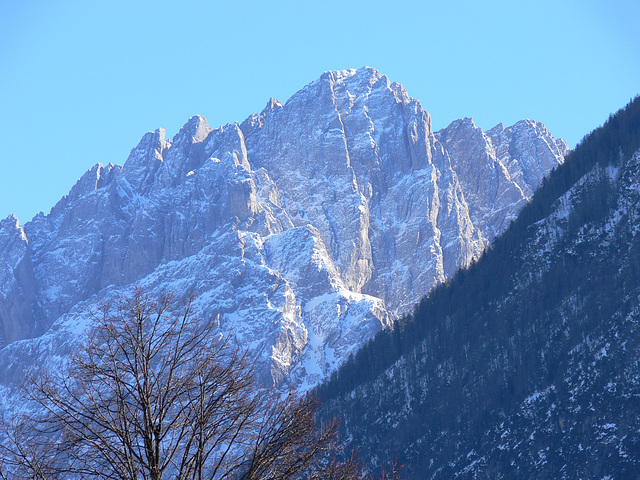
[317, 97, 640, 479]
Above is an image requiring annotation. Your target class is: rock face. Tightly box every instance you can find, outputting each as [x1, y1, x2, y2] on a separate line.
[0, 216, 36, 344]
[0, 67, 567, 391]
[437, 118, 568, 241]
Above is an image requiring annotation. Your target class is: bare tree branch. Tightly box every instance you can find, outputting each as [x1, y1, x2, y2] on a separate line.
[1, 287, 386, 479]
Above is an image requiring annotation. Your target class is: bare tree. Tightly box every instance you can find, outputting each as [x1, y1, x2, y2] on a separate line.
[0, 411, 62, 480]
[1, 288, 371, 479]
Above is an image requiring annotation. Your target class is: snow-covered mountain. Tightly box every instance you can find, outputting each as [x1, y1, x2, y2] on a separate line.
[0, 67, 567, 391]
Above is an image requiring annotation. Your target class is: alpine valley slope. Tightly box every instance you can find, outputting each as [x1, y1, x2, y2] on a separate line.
[0, 67, 566, 394]
[317, 97, 640, 478]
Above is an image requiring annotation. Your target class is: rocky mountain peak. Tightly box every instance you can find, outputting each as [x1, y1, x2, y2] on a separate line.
[486, 121, 505, 135]
[436, 115, 569, 239]
[0, 68, 567, 393]
[240, 98, 283, 132]
[174, 114, 212, 146]
[122, 128, 169, 193]
[263, 97, 283, 113]
[1, 214, 24, 236]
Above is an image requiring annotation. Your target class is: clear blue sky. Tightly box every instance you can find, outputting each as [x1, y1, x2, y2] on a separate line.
[1, 0, 638, 223]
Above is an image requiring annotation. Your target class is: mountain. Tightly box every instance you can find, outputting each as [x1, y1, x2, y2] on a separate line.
[317, 96, 640, 478]
[0, 67, 566, 395]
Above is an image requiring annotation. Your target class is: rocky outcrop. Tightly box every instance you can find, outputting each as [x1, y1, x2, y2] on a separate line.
[0, 215, 37, 344]
[437, 117, 568, 240]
